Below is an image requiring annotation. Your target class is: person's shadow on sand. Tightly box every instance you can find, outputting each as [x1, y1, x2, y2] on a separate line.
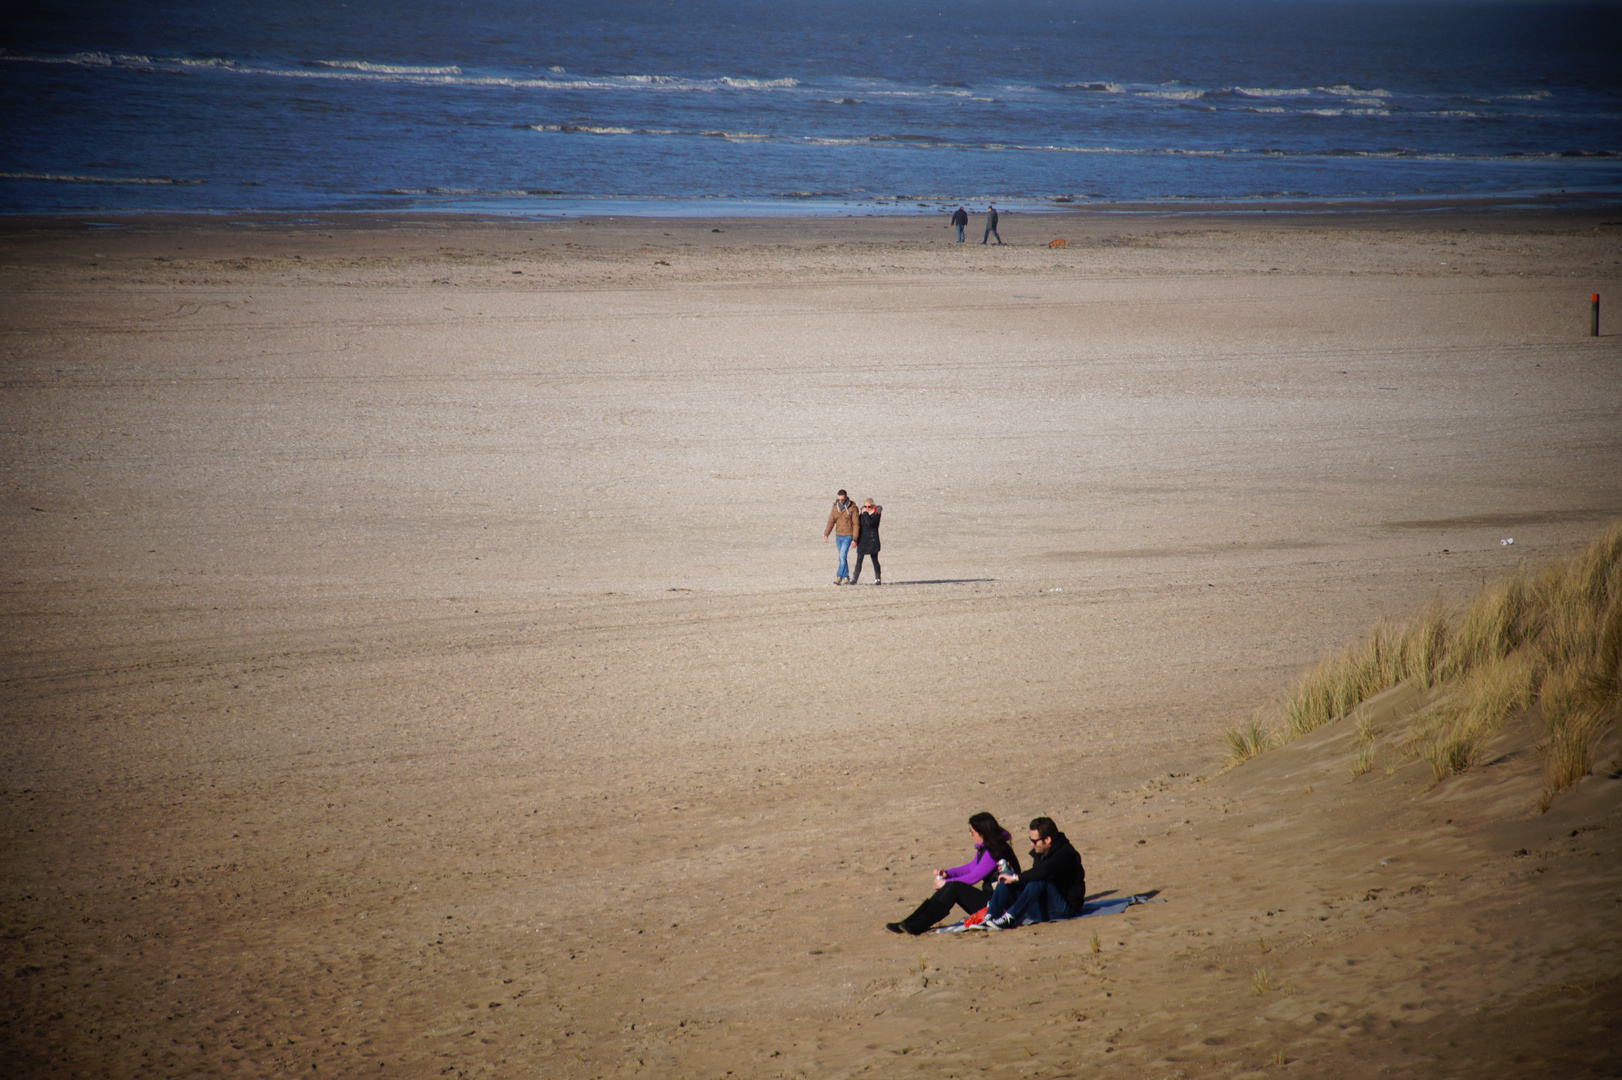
[1082, 888, 1160, 904]
[884, 578, 996, 586]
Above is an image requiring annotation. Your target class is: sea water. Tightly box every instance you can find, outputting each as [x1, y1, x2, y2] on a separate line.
[2, 0, 1619, 216]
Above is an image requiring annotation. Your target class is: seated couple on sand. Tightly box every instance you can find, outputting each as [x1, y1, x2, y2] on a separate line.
[887, 812, 1086, 935]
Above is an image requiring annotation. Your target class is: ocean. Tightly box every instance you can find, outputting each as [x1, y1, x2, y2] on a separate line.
[3, 0, 1620, 216]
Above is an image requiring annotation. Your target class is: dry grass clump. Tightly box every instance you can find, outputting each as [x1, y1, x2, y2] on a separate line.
[1538, 593, 1622, 790]
[1281, 600, 1450, 738]
[1222, 714, 1275, 767]
[1349, 742, 1374, 778]
[1242, 522, 1622, 803]
[1412, 652, 1541, 780]
[1438, 575, 1531, 682]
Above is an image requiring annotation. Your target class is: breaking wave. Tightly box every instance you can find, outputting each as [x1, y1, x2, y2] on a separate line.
[0, 171, 199, 185]
[315, 60, 463, 75]
[0, 50, 801, 94]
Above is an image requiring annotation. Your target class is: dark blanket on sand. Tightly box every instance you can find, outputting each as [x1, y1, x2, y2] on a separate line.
[931, 893, 1162, 933]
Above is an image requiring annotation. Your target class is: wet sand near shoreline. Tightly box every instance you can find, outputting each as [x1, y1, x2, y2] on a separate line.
[2, 210, 1621, 1078]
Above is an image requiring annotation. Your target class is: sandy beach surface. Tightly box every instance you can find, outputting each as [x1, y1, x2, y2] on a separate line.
[3, 208, 1621, 1078]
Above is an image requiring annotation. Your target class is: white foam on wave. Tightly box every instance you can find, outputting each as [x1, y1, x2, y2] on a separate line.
[1059, 82, 1125, 93]
[0, 50, 112, 66]
[717, 76, 798, 89]
[526, 125, 1558, 161]
[991, 144, 1233, 157]
[1229, 84, 1394, 103]
[2, 50, 239, 70]
[255, 68, 775, 93]
[231, 64, 465, 85]
[0, 171, 194, 185]
[1307, 108, 1391, 117]
[529, 123, 636, 134]
[528, 124, 767, 139]
[1321, 84, 1392, 98]
[1138, 89, 1204, 100]
[316, 60, 463, 75]
[1233, 87, 1313, 98]
[1, 50, 804, 96]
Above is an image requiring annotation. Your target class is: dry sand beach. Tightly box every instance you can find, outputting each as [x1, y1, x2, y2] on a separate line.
[3, 208, 1621, 1078]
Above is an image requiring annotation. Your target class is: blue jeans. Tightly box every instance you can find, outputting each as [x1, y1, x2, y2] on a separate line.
[835, 534, 852, 580]
[987, 881, 1076, 925]
[955, 224, 965, 242]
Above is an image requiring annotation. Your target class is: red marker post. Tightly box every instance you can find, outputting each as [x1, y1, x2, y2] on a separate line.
[1593, 293, 1601, 337]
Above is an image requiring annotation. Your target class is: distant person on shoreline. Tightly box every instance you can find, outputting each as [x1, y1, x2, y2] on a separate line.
[850, 499, 882, 585]
[984, 816, 1086, 929]
[950, 205, 969, 242]
[823, 489, 858, 585]
[983, 203, 1003, 245]
[887, 812, 1021, 935]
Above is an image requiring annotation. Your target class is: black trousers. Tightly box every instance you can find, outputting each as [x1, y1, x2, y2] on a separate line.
[898, 880, 991, 935]
[851, 552, 880, 583]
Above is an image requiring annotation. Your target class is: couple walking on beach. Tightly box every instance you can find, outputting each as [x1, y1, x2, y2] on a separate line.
[823, 489, 881, 585]
[949, 204, 1002, 244]
[887, 812, 1086, 934]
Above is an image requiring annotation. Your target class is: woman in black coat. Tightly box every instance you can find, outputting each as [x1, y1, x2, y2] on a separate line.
[850, 499, 882, 585]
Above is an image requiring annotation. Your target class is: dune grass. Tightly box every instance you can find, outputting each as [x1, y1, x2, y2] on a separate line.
[1280, 599, 1451, 740]
[1233, 522, 1622, 803]
[1222, 713, 1276, 767]
[1350, 742, 1374, 778]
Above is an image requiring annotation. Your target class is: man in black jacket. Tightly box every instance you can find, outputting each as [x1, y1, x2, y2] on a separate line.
[985, 816, 1085, 929]
[950, 205, 968, 242]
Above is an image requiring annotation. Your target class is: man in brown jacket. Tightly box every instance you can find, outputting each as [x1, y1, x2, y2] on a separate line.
[823, 489, 859, 585]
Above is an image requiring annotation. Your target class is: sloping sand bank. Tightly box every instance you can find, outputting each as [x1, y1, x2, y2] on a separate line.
[2, 211, 1620, 1077]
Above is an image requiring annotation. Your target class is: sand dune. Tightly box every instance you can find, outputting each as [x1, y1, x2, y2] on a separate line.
[2, 210, 1620, 1077]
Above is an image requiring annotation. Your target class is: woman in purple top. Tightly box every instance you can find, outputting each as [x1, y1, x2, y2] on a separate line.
[887, 811, 1021, 935]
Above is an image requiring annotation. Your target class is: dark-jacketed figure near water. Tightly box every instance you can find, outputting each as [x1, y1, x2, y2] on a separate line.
[983, 204, 1003, 245]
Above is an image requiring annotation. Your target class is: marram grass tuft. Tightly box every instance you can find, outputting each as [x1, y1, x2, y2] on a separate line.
[1233, 522, 1622, 807]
